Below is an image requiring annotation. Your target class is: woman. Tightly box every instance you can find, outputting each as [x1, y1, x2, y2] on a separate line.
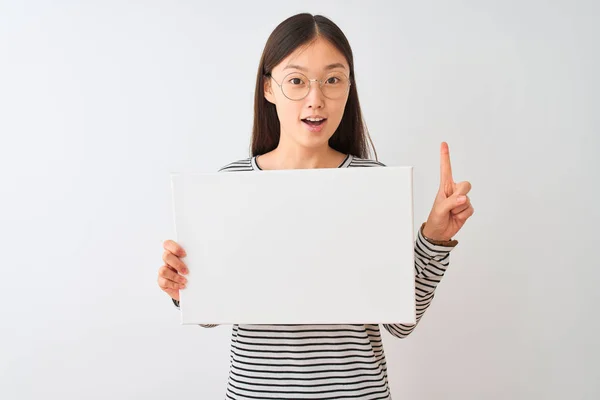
[158, 12, 473, 400]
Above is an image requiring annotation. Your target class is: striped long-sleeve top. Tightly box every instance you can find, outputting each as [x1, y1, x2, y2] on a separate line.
[172, 154, 458, 399]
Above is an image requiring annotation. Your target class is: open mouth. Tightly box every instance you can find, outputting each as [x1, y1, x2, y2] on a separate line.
[301, 118, 327, 126]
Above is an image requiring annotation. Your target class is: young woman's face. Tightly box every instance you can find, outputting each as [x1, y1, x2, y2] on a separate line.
[264, 37, 351, 151]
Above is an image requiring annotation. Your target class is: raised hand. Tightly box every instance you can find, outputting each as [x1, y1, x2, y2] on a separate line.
[422, 142, 474, 242]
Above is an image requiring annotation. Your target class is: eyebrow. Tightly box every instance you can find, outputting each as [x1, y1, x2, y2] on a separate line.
[283, 63, 347, 72]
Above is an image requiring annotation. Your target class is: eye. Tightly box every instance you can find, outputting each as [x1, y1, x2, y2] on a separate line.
[288, 77, 304, 85]
[326, 77, 340, 84]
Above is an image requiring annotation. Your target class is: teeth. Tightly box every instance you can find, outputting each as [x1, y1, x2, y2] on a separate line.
[305, 117, 324, 122]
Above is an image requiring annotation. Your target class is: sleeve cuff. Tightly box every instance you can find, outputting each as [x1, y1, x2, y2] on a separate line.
[415, 225, 457, 263]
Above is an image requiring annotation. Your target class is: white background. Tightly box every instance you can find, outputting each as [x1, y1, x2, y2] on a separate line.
[1, 0, 598, 399]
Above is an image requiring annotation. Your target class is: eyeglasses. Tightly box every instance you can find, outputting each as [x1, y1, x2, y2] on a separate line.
[268, 71, 351, 101]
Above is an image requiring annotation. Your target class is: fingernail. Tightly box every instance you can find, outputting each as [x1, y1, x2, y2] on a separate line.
[457, 196, 466, 203]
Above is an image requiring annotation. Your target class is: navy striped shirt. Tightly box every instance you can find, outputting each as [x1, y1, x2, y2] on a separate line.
[173, 155, 457, 399]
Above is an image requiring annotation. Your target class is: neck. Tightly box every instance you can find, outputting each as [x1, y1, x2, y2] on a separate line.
[273, 149, 332, 169]
[258, 139, 345, 170]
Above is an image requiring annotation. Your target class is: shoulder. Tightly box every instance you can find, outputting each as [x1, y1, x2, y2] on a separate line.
[348, 155, 386, 167]
[218, 157, 254, 172]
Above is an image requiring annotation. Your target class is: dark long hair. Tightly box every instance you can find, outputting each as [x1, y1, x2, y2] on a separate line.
[251, 13, 377, 160]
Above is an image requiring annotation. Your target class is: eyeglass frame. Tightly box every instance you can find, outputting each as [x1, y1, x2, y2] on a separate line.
[266, 71, 352, 101]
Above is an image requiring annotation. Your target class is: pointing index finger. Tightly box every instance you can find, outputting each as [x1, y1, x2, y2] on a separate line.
[440, 141, 454, 185]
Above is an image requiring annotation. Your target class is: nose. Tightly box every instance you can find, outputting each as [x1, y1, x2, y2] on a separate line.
[305, 79, 325, 108]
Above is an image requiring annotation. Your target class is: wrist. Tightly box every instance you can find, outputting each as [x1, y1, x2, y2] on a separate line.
[421, 223, 450, 242]
[420, 222, 459, 247]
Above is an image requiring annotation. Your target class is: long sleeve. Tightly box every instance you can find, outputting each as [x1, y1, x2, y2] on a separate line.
[383, 226, 457, 338]
[172, 298, 219, 328]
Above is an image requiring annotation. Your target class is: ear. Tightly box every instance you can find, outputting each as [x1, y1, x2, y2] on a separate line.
[264, 76, 276, 105]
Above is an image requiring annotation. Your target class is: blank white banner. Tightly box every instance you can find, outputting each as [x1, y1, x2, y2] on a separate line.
[171, 166, 416, 325]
